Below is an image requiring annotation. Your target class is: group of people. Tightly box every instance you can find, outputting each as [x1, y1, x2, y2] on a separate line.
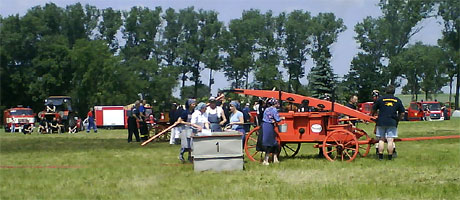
[8, 122, 35, 134]
[127, 100, 151, 143]
[12, 116, 81, 135]
[167, 97, 248, 163]
[133, 84, 405, 164]
[36, 116, 65, 134]
[343, 86, 404, 161]
[164, 95, 284, 166]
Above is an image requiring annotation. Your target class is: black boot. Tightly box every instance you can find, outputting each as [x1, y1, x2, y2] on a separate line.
[378, 153, 384, 160]
[178, 154, 185, 162]
[388, 154, 393, 160]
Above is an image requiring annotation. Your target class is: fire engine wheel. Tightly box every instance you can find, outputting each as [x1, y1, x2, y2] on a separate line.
[279, 143, 301, 158]
[152, 124, 169, 142]
[322, 130, 359, 162]
[244, 126, 264, 162]
[354, 128, 371, 157]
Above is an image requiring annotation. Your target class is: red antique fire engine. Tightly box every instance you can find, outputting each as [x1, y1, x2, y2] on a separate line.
[3, 106, 35, 132]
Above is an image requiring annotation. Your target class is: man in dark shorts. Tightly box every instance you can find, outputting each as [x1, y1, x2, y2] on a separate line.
[371, 85, 405, 160]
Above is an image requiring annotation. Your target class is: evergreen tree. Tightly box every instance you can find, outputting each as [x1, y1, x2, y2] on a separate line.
[307, 54, 336, 98]
[307, 13, 345, 99]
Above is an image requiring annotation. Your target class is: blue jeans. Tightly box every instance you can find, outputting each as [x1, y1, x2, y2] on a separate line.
[87, 117, 97, 133]
[376, 126, 397, 139]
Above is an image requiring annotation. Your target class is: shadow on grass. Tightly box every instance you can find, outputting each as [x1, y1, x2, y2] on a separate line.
[0, 137, 167, 154]
[280, 154, 325, 161]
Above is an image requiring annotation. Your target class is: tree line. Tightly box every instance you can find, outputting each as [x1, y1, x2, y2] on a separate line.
[1, 0, 458, 118]
[343, 0, 458, 106]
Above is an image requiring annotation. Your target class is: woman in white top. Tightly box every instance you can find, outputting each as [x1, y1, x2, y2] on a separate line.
[206, 97, 227, 132]
[191, 102, 210, 131]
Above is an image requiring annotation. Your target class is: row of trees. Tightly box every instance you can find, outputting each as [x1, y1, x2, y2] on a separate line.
[1, 0, 459, 118]
[0, 3, 346, 115]
[343, 0, 459, 106]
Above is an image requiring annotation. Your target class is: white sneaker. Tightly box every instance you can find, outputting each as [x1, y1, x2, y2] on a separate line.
[262, 161, 269, 166]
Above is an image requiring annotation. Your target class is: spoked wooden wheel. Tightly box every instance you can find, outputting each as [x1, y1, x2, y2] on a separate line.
[244, 126, 264, 162]
[322, 130, 359, 162]
[149, 124, 169, 142]
[354, 128, 371, 157]
[279, 143, 301, 158]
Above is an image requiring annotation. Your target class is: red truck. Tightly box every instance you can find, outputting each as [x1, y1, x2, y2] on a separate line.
[406, 101, 448, 121]
[358, 102, 374, 115]
[94, 106, 127, 128]
[359, 101, 451, 121]
[3, 106, 35, 132]
[93, 105, 156, 129]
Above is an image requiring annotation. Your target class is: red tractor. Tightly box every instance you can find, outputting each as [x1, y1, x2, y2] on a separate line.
[38, 96, 78, 130]
[3, 106, 35, 132]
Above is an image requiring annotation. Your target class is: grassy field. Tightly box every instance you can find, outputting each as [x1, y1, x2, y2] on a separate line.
[1, 119, 459, 199]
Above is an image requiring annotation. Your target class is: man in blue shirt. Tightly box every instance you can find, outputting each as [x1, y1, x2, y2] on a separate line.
[139, 100, 149, 141]
[371, 85, 405, 160]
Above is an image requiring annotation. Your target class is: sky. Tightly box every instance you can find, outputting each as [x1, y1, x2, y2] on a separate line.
[0, 0, 446, 96]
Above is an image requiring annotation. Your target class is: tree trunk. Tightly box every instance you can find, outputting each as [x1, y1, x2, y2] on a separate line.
[209, 69, 213, 95]
[194, 63, 200, 98]
[245, 69, 249, 89]
[288, 72, 292, 93]
[455, 65, 460, 110]
[235, 75, 240, 89]
[294, 77, 300, 94]
[449, 76, 453, 103]
[181, 71, 186, 88]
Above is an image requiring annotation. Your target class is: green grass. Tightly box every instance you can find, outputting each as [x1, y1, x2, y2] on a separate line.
[1, 119, 459, 199]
